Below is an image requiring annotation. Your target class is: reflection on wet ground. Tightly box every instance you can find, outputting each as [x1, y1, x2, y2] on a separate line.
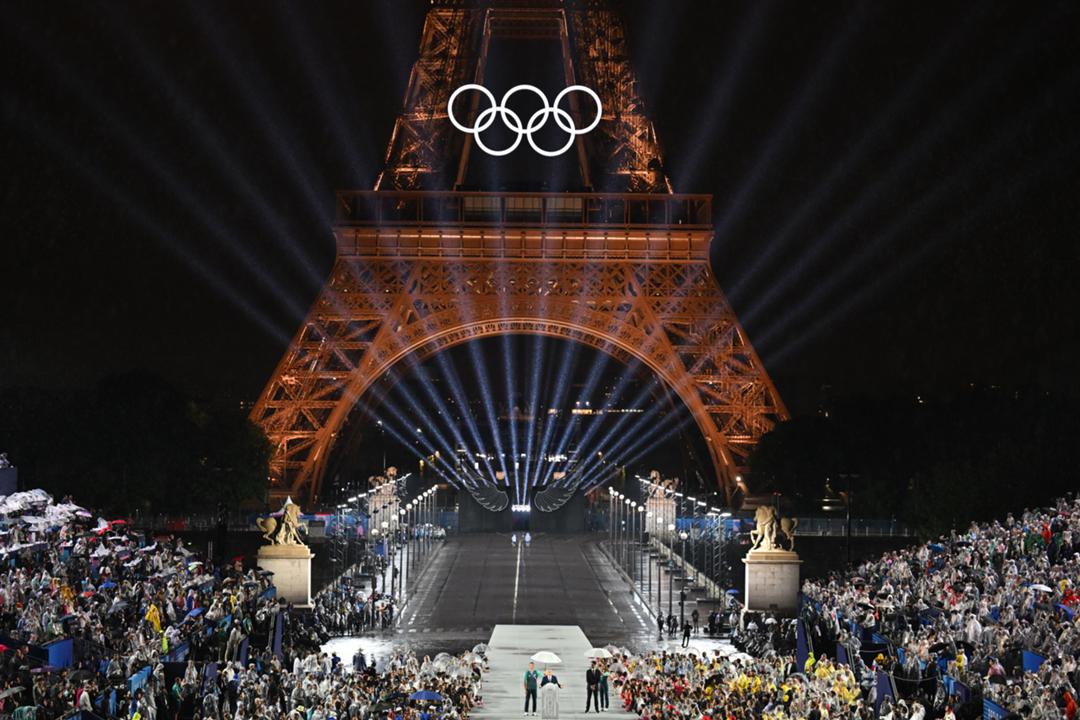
[323, 533, 708, 665]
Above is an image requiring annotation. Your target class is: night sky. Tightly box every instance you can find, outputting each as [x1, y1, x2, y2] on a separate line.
[3, 1, 1079, 416]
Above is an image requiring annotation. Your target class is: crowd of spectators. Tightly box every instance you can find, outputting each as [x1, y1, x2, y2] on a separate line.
[598, 647, 868, 720]
[0, 489, 480, 720]
[606, 493, 1080, 719]
[801, 493, 1080, 717]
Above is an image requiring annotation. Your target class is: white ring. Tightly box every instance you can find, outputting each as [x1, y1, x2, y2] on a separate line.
[446, 83, 603, 157]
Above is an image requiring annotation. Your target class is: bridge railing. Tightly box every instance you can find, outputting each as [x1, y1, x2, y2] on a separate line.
[335, 190, 712, 229]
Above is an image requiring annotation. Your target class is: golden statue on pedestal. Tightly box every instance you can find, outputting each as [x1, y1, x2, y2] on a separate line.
[257, 497, 306, 547]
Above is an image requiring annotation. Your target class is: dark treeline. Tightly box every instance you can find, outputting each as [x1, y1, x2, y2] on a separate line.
[0, 372, 270, 514]
[748, 385, 1080, 537]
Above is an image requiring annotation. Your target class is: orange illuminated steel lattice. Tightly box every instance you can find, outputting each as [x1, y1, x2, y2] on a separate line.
[251, 1, 787, 504]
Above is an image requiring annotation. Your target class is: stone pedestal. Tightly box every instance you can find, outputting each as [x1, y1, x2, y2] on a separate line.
[257, 545, 314, 607]
[743, 549, 801, 615]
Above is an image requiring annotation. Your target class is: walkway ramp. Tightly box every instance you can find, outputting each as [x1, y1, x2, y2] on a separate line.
[473, 624, 637, 720]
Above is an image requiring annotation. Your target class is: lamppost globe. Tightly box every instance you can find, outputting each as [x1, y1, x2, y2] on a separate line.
[679, 532, 688, 540]
[624, 498, 631, 505]
[381, 521, 389, 529]
[631, 501, 637, 508]
[668, 524, 676, 532]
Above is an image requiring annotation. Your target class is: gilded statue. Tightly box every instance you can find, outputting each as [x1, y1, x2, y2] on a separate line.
[257, 497, 306, 546]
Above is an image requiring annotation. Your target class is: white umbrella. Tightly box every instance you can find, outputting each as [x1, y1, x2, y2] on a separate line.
[1030, 583, 1054, 593]
[531, 651, 561, 665]
[584, 648, 612, 659]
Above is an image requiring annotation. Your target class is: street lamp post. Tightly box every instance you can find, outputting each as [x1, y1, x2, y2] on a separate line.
[645, 510, 653, 607]
[399, 507, 407, 600]
[609, 490, 617, 557]
[667, 523, 675, 616]
[637, 504, 645, 594]
[679, 530, 689, 629]
[380, 520, 390, 596]
[687, 496, 696, 584]
[630, 501, 638, 584]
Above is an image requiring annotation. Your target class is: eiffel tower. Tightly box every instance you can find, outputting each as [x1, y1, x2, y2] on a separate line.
[251, 0, 788, 505]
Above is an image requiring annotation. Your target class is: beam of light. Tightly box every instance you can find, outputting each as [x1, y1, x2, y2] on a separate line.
[99, 4, 339, 297]
[754, 66, 1080, 354]
[527, 325, 583, 486]
[740, 10, 1063, 333]
[538, 349, 620, 487]
[501, 324, 523, 503]
[360, 370, 469, 483]
[271, 2, 376, 188]
[567, 380, 676, 487]
[529, 261, 608, 488]
[184, 1, 333, 225]
[377, 359, 469, 473]
[4, 26, 313, 324]
[352, 396, 461, 488]
[5, 106, 292, 344]
[711, 6, 870, 249]
[522, 334, 544, 495]
[726, 8, 985, 307]
[433, 351, 500, 482]
[529, 339, 583, 487]
[544, 341, 676, 489]
[536, 266, 678, 489]
[765, 129, 1080, 368]
[467, 340, 512, 493]
[529, 259, 613, 490]
[672, 2, 770, 190]
[414, 355, 498, 482]
[542, 268, 720, 488]
[578, 401, 697, 494]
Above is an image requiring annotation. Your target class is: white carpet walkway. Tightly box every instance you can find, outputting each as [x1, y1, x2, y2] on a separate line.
[472, 625, 637, 720]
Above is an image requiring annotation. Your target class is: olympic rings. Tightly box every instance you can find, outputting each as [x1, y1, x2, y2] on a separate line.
[447, 83, 603, 157]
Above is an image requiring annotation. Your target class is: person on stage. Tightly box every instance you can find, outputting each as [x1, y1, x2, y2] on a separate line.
[599, 662, 610, 711]
[585, 661, 601, 713]
[540, 668, 562, 719]
[523, 661, 539, 716]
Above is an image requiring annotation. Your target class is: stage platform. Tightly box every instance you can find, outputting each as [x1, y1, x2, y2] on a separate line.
[473, 624, 636, 720]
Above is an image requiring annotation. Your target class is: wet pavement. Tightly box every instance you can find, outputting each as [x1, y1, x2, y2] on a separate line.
[323, 533, 671, 664]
